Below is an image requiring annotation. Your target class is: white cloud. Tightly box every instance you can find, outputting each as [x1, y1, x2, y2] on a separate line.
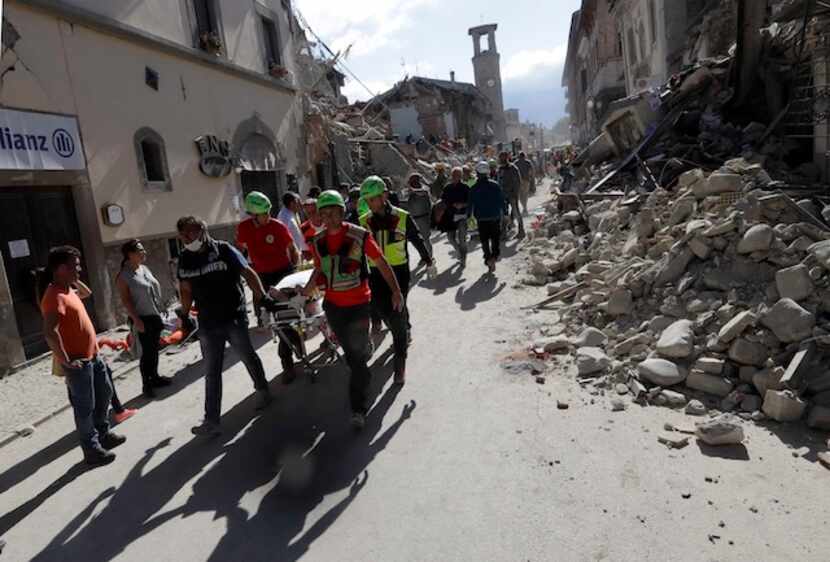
[295, 0, 435, 58]
[502, 45, 568, 81]
[341, 78, 393, 103]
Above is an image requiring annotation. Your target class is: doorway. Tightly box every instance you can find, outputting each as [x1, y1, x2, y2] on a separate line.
[0, 187, 90, 359]
[240, 170, 283, 210]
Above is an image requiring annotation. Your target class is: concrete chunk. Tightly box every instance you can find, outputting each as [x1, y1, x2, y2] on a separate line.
[686, 370, 735, 397]
[656, 320, 695, 358]
[717, 311, 757, 343]
[737, 224, 774, 254]
[637, 358, 687, 386]
[695, 357, 725, 374]
[695, 413, 745, 445]
[761, 298, 815, 343]
[775, 264, 814, 302]
[728, 338, 768, 366]
[762, 389, 807, 422]
[576, 347, 611, 376]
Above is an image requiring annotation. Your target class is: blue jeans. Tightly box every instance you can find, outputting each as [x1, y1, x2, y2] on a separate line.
[198, 318, 268, 424]
[65, 356, 113, 451]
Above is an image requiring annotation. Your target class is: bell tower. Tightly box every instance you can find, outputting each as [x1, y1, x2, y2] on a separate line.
[469, 24, 506, 142]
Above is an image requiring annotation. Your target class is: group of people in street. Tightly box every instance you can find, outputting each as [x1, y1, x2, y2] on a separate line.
[40, 149, 542, 465]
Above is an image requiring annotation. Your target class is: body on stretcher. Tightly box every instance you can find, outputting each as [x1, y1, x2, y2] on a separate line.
[261, 269, 342, 380]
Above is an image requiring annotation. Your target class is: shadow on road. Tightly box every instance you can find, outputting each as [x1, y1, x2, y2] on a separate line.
[454, 275, 507, 311]
[0, 333, 270, 531]
[28, 349, 412, 562]
[420, 262, 466, 295]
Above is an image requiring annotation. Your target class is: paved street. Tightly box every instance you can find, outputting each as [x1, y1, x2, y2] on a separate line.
[1, 192, 830, 562]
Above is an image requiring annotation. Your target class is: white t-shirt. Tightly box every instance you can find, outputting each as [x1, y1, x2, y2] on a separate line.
[277, 207, 307, 251]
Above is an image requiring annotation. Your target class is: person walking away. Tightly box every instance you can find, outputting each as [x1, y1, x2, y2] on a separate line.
[178, 216, 276, 436]
[430, 163, 447, 200]
[441, 167, 471, 266]
[277, 192, 307, 255]
[499, 151, 525, 240]
[515, 151, 535, 216]
[303, 191, 404, 430]
[359, 176, 433, 382]
[237, 191, 300, 328]
[469, 162, 507, 273]
[41, 246, 127, 466]
[116, 239, 173, 399]
[404, 173, 433, 263]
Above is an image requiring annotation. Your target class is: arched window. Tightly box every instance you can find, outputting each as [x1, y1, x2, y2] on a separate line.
[134, 127, 172, 192]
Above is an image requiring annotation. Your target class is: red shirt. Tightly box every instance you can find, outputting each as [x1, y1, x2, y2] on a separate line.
[236, 218, 294, 274]
[311, 225, 382, 307]
[40, 285, 99, 363]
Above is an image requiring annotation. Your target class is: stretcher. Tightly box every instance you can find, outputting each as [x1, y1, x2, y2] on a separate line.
[262, 269, 342, 382]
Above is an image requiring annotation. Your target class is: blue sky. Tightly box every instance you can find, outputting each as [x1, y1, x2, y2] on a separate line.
[295, 0, 582, 127]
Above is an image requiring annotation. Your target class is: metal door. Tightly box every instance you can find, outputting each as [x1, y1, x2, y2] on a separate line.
[0, 187, 91, 359]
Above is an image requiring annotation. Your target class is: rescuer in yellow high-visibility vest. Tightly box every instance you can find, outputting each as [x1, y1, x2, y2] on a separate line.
[359, 176, 433, 385]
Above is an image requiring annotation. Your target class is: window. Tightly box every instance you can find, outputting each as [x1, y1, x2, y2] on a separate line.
[193, 0, 223, 54]
[261, 16, 281, 68]
[134, 128, 172, 192]
[627, 28, 638, 65]
[649, 0, 657, 45]
[580, 69, 588, 94]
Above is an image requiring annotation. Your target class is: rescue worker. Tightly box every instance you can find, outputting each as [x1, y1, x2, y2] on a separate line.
[405, 173, 433, 262]
[236, 191, 300, 327]
[462, 165, 476, 188]
[488, 159, 499, 181]
[303, 191, 404, 430]
[359, 176, 433, 378]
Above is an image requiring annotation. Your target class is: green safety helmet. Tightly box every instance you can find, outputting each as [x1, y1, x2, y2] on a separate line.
[360, 175, 386, 200]
[488, 159, 498, 168]
[244, 191, 272, 215]
[317, 189, 346, 210]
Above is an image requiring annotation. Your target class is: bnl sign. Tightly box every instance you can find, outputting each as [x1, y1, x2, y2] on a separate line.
[0, 108, 86, 171]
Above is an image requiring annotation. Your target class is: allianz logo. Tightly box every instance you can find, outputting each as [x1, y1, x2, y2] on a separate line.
[0, 127, 76, 158]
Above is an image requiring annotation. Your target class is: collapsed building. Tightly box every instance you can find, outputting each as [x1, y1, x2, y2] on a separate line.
[534, 0, 830, 450]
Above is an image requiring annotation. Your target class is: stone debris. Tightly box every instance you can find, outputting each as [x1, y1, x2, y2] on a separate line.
[658, 432, 690, 449]
[685, 399, 708, 416]
[695, 414, 745, 446]
[520, 56, 830, 453]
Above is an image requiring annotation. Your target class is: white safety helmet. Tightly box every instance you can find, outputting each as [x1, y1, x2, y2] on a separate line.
[475, 160, 490, 175]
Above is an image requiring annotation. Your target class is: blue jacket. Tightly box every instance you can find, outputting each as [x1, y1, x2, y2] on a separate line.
[468, 177, 507, 221]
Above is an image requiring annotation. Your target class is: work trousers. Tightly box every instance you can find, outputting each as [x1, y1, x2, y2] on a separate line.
[137, 314, 163, 388]
[519, 180, 530, 215]
[477, 219, 502, 262]
[323, 301, 372, 414]
[447, 219, 468, 260]
[508, 196, 525, 237]
[65, 356, 113, 452]
[198, 318, 269, 424]
[370, 265, 410, 368]
[413, 215, 432, 257]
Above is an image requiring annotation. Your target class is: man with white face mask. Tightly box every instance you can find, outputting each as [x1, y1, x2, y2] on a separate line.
[176, 216, 274, 436]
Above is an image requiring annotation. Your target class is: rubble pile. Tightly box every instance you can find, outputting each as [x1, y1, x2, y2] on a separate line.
[525, 162, 830, 442]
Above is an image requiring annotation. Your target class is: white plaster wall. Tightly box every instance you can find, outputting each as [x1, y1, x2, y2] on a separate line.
[1, 3, 303, 244]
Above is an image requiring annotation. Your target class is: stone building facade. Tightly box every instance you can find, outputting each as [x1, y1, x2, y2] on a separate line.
[0, 0, 308, 372]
